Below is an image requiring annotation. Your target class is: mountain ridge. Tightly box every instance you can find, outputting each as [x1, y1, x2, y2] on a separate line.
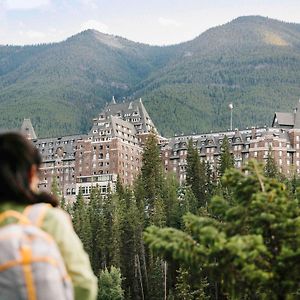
[1, 15, 300, 137]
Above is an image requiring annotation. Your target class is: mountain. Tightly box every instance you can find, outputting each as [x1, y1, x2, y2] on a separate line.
[1, 16, 300, 137]
[134, 16, 300, 135]
[0, 30, 177, 136]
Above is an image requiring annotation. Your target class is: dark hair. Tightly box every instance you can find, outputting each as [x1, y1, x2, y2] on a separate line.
[0, 132, 58, 207]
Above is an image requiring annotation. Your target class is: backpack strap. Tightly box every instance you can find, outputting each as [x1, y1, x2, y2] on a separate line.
[23, 203, 52, 227]
[0, 210, 30, 225]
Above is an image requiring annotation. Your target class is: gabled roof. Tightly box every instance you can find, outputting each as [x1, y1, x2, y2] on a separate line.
[21, 119, 37, 139]
[272, 112, 294, 128]
[98, 98, 158, 134]
[272, 100, 300, 129]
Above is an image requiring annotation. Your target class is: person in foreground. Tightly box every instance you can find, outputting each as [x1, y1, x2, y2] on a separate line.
[0, 132, 97, 300]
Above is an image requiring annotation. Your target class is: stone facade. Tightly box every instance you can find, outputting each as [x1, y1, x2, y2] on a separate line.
[161, 127, 296, 184]
[27, 98, 157, 202]
[161, 100, 300, 183]
[20, 99, 300, 201]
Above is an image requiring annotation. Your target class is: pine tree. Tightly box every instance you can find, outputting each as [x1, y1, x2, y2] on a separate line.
[205, 161, 215, 199]
[98, 266, 124, 300]
[174, 268, 193, 300]
[116, 175, 125, 197]
[87, 187, 105, 273]
[119, 190, 145, 300]
[51, 176, 61, 199]
[145, 160, 300, 299]
[72, 189, 92, 255]
[178, 186, 197, 227]
[141, 133, 164, 213]
[218, 136, 234, 177]
[161, 173, 180, 228]
[264, 146, 278, 178]
[185, 139, 207, 207]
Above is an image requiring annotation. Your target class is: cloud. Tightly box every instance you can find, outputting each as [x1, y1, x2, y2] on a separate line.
[19, 30, 46, 39]
[80, 20, 109, 33]
[158, 17, 182, 28]
[79, 0, 98, 9]
[4, 0, 50, 10]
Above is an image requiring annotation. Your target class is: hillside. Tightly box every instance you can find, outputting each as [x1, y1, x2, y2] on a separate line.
[135, 16, 300, 135]
[0, 30, 176, 136]
[1, 16, 300, 137]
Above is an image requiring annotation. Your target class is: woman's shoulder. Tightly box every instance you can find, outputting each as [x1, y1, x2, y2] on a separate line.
[41, 205, 73, 233]
[0, 202, 26, 214]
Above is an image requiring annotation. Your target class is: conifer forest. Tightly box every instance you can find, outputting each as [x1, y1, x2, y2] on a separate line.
[57, 134, 300, 300]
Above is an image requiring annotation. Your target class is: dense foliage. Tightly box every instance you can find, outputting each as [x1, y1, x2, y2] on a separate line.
[2, 17, 300, 137]
[145, 160, 300, 299]
[62, 134, 300, 299]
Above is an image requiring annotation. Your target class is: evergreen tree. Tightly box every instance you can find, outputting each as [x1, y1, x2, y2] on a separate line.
[119, 190, 145, 300]
[147, 258, 165, 300]
[51, 176, 61, 199]
[175, 267, 209, 300]
[145, 160, 300, 299]
[186, 139, 207, 207]
[98, 266, 124, 300]
[141, 133, 164, 214]
[116, 175, 125, 197]
[60, 196, 66, 210]
[205, 161, 215, 199]
[87, 187, 106, 273]
[72, 189, 92, 255]
[178, 186, 197, 227]
[174, 268, 193, 300]
[264, 146, 278, 178]
[218, 136, 234, 177]
[161, 173, 180, 228]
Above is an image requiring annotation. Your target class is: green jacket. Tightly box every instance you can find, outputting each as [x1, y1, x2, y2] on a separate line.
[0, 202, 98, 300]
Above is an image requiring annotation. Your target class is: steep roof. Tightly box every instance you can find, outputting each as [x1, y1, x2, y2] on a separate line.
[272, 100, 300, 129]
[98, 98, 158, 134]
[21, 119, 37, 139]
[272, 112, 294, 128]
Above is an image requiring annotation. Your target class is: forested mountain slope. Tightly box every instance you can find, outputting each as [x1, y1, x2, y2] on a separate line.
[136, 16, 300, 135]
[1, 16, 300, 137]
[0, 30, 176, 136]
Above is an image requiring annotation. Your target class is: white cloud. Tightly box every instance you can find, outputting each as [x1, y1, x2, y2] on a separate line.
[80, 20, 109, 33]
[158, 17, 182, 28]
[4, 0, 50, 10]
[19, 30, 46, 39]
[79, 0, 98, 9]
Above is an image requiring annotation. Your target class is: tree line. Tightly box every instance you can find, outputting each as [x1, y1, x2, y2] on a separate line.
[55, 134, 300, 299]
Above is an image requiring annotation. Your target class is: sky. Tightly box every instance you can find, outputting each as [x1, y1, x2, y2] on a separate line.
[1, 0, 300, 46]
